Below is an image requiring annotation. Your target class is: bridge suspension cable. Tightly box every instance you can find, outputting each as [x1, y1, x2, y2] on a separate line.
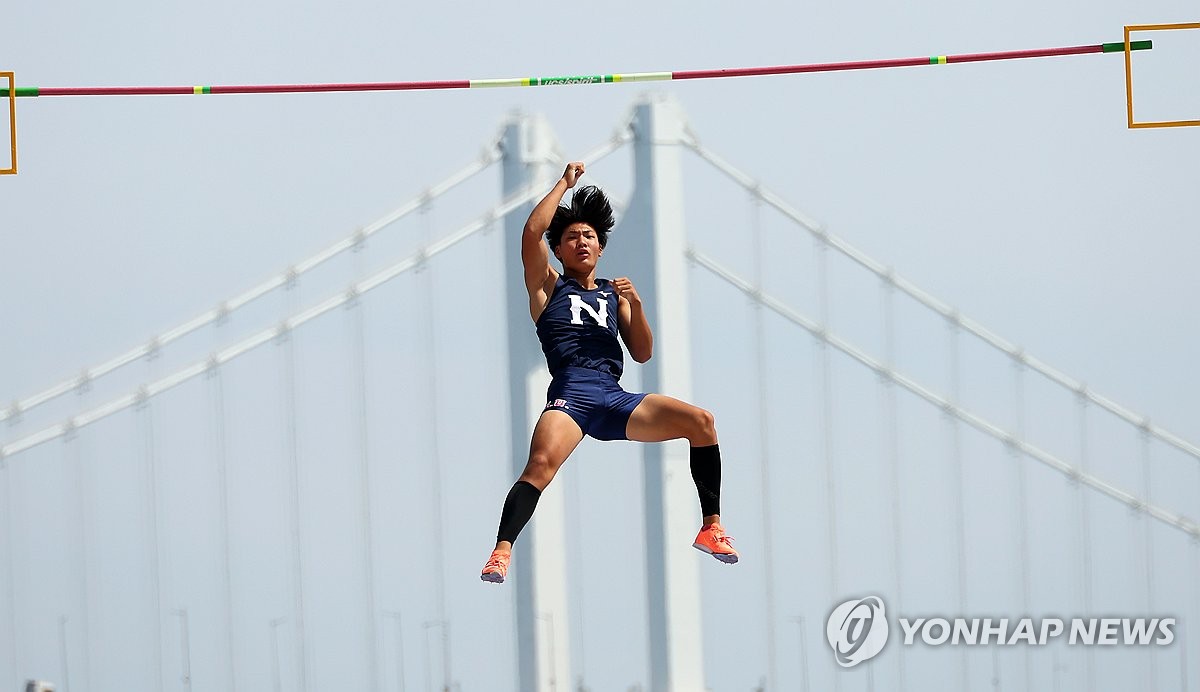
[687, 249, 1200, 540]
[1, 144, 502, 423]
[681, 136, 1200, 465]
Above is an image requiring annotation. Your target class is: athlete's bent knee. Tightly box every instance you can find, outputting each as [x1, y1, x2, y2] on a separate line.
[690, 408, 717, 445]
[520, 451, 558, 489]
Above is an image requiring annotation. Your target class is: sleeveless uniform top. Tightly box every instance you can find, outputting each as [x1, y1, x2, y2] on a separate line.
[535, 275, 625, 379]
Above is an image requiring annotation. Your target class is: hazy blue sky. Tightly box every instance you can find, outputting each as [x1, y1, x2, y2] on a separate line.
[3, 1, 1198, 691]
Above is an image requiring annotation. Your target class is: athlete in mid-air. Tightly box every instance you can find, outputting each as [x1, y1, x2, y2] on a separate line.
[481, 161, 738, 583]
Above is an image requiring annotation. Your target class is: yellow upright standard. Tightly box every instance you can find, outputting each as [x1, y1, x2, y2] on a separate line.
[1125, 23, 1200, 128]
[2, 72, 15, 174]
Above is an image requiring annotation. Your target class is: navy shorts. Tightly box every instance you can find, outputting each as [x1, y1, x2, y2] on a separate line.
[544, 367, 648, 441]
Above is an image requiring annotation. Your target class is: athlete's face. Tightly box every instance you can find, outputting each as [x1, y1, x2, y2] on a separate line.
[555, 222, 602, 273]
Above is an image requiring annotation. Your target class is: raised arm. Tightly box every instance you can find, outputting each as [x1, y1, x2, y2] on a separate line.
[522, 162, 584, 320]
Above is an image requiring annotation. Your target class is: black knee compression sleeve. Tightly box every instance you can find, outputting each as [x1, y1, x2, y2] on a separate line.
[689, 444, 722, 518]
[496, 480, 542, 545]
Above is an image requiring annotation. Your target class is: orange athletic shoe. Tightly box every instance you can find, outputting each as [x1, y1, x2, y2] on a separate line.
[480, 550, 511, 583]
[692, 523, 739, 564]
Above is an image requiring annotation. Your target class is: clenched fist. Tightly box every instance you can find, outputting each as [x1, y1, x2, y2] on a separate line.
[562, 162, 585, 188]
[611, 277, 641, 305]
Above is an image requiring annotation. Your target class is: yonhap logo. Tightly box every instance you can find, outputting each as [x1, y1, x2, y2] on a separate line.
[822, 594, 1177, 670]
[827, 596, 889, 667]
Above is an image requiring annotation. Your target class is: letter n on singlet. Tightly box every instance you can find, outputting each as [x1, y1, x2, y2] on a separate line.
[568, 294, 608, 326]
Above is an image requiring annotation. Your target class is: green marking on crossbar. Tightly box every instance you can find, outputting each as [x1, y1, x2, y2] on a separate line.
[1103, 39, 1154, 53]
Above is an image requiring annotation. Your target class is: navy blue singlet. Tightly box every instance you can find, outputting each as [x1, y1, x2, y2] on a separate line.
[535, 275, 625, 379]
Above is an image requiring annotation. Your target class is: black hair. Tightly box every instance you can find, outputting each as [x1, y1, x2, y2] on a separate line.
[545, 185, 615, 250]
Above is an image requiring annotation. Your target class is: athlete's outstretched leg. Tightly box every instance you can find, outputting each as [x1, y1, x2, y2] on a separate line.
[482, 410, 583, 583]
[626, 394, 738, 564]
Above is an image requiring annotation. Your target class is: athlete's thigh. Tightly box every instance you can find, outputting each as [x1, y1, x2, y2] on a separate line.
[625, 393, 705, 444]
[527, 409, 585, 469]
